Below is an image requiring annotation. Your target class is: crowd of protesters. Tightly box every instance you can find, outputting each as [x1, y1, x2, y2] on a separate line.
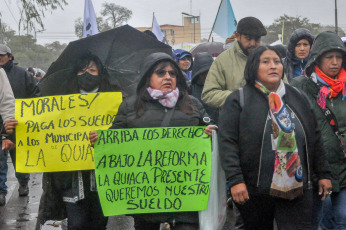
[0, 14, 345, 230]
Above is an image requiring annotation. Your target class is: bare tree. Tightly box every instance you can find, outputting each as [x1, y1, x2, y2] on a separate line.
[74, 2, 132, 38]
[101, 3, 132, 28]
[75, 17, 112, 39]
[262, 14, 321, 45]
[14, 0, 67, 34]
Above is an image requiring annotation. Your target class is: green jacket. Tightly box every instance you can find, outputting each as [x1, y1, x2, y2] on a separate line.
[201, 41, 247, 108]
[291, 31, 346, 192]
[291, 76, 346, 192]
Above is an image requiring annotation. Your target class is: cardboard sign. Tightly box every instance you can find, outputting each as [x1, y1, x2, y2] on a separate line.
[15, 92, 122, 173]
[94, 126, 211, 216]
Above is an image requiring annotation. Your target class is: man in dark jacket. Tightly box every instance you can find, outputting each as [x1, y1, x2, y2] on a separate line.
[0, 44, 40, 198]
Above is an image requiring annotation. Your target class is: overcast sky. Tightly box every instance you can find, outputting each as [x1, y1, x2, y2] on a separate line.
[1, 0, 346, 45]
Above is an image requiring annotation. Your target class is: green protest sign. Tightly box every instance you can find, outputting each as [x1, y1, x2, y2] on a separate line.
[94, 126, 211, 216]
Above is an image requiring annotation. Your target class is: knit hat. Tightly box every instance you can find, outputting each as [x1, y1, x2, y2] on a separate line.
[236, 17, 267, 37]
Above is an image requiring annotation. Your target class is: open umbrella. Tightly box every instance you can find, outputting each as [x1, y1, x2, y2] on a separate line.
[190, 42, 225, 58]
[40, 25, 172, 97]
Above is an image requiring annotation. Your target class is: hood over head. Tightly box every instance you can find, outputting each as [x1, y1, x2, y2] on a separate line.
[137, 52, 188, 94]
[286, 28, 314, 60]
[305, 31, 346, 77]
[172, 49, 193, 71]
[191, 52, 214, 83]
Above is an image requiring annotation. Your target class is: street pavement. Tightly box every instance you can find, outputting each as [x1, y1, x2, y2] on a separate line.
[0, 156, 236, 230]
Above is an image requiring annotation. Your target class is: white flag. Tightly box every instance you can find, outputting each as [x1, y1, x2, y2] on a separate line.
[83, 0, 98, 38]
[152, 15, 165, 42]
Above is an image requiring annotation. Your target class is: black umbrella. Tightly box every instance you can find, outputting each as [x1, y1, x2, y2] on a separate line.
[40, 25, 172, 97]
[190, 42, 225, 58]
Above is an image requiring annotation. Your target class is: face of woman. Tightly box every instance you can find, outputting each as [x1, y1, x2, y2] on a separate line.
[77, 61, 99, 76]
[257, 49, 283, 91]
[295, 39, 311, 59]
[150, 64, 177, 92]
[178, 56, 191, 71]
[318, 51, 343, 78]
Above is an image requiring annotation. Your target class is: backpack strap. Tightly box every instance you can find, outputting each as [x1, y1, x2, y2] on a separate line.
[239, 88, 244, 109]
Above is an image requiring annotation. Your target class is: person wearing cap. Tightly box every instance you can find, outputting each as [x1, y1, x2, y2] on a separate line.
[284, 28, 314, 83]
[173, 49, 193, 81]
[291, 31, 346, 230]
[190, 52, 219, 124]
[0, 44, 40, 198]
[201, 16, 267, 109]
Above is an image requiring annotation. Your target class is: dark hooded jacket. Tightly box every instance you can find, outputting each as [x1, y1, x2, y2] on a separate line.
[291, 31, 346, 192]
[190, 52, 219, 124]
[109, 52, 209, 224]
[36, 68, 117, 228]
[283, 28, 314, 82]
[173, 49, 193, 80]
[0, 60, 40, 130]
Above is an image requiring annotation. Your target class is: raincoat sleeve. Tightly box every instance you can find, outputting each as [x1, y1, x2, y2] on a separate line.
[109, 99, 129, 129]
[190, 96, 210, 125]
[218, 91, 244, 187]
[201, 58, 233, 109]
[0, 69, 15, 123]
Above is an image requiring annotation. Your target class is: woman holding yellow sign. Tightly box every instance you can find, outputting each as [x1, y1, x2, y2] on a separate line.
[37, 51, 118, 230]
[90, 52, 215, 230]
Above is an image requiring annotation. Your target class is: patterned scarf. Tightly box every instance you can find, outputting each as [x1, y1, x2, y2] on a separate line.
[255, 81, 303, 200]
[315, 66, 346, 109]
[147, 87, 179, 108]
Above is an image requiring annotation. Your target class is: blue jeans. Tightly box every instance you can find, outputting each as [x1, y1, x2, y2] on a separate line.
[0, 145, 30, 195]
[320, 196, 336, 229]
[330, 188, 346, 229]
[312, 188, 346, 230]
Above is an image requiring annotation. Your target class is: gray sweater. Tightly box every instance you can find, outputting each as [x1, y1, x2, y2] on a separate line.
[0, 68, 15, 123]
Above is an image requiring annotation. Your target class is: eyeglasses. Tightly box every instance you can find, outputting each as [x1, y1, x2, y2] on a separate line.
[154, 70, 177, 78]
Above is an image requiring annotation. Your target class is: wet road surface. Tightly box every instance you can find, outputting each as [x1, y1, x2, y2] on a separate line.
[0, 157, 236, 230]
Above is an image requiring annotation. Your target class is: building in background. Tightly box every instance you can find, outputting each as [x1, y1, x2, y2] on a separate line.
[136, 15, 201, 47]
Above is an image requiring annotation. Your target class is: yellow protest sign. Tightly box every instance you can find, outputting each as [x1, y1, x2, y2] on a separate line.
[15, 92, 122, 173]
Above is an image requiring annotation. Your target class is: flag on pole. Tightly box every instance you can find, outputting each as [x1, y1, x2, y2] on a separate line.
[152, 14, 165, 42]
[212, 0, 237, 40]
[83, 0, 98, 38]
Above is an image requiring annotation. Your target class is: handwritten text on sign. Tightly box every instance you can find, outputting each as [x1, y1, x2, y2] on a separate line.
[15, 92, 122, 173]
[94, 127, 211, 216]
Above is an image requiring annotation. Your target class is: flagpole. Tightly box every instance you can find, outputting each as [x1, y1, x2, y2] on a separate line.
[281, 21, 284, 44]
[208, 0, 223, 42]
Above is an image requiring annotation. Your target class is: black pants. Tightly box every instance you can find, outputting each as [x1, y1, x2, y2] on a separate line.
[235, 191, 312, 230]
[65, 192, 108, 230]
[133, 219, 199, 230]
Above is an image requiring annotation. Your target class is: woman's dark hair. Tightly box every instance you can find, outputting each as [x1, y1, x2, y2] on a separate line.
[135, 60, 194, 117]
[72, 51, 106, 76]
[244, 45, 284, 85]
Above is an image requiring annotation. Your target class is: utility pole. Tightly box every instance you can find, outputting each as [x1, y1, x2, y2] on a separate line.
[335, 0, 338, 35]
